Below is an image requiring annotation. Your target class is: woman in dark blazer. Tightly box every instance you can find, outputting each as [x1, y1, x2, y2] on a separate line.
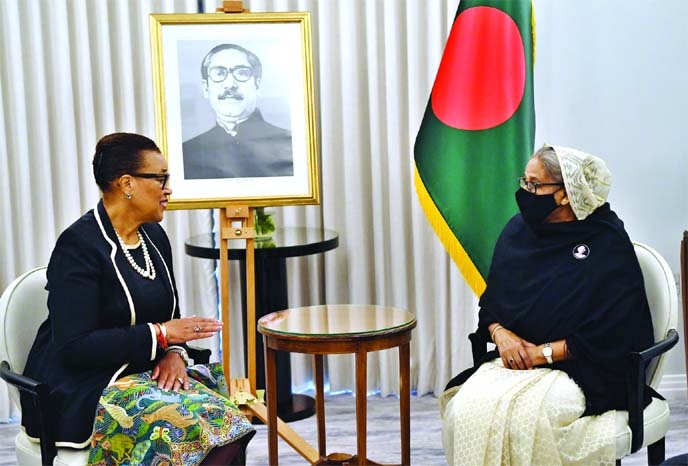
[21, 133, 254, 465]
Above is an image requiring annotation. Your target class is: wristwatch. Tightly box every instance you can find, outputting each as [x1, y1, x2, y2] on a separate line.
[167, 346, 191, 367]
[542, 342, 553, 364]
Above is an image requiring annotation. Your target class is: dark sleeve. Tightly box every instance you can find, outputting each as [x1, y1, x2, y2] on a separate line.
[476, 308, 496, 342]
[47, 228, 157, 369]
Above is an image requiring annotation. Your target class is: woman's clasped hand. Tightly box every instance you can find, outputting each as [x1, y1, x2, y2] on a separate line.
[491, 325, 537, 370]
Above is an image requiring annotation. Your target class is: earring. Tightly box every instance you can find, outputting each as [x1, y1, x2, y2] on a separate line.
[124, 192, 133, 200]
[562, 198, 569, 205]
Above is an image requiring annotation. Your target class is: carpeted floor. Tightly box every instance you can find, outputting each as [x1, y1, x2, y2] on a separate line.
[0, 391, 686, 465]
[241, 391, 688, 465]
[245, 393, 445, 465]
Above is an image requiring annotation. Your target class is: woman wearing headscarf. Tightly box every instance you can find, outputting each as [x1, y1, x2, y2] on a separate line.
[440, 145, 654, 465]
[21, 133, 255, 465]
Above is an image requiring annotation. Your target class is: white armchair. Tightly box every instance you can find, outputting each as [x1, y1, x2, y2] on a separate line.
[0, 266, 84, 465]
[613, 242, 679, 464]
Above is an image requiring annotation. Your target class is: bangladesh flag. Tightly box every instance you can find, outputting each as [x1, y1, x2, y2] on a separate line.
[414, 0, 535, 296]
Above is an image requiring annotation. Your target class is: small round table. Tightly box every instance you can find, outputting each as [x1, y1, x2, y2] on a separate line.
[185, 227, 339, 422]
[258, 304, 417, 466]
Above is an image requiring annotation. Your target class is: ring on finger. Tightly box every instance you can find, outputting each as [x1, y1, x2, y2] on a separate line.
[177, 377, 184, 385]
[508, 358, 515, 364]
[193, 325, 201, 333]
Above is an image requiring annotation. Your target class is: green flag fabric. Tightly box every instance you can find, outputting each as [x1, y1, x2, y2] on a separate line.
[414, 0, 535, 296]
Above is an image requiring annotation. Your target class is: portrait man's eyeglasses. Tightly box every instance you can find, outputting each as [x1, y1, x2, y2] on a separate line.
[131, 173, 170, 189]
[208, 65, 254, 83]
[518, 176, 564, 194]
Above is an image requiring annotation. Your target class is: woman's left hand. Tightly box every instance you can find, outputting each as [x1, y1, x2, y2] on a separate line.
[164, 316, 223, 345]
[494, 328, 536, 370]
[152, 352, 188, 391]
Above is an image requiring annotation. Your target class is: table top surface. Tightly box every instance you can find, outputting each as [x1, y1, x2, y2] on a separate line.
[185, 226, 339, 260]
[257, 304, 416, 338]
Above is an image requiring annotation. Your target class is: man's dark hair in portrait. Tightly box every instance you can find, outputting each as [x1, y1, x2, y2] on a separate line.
[182, 43, 293, 179]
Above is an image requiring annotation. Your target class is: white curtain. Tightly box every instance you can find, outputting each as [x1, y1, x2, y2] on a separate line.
[0, 0, 216, 422]
[0, 0, 479, 420]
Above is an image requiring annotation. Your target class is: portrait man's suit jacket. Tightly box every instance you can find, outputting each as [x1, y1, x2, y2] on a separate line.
[182, 109, 293, 179]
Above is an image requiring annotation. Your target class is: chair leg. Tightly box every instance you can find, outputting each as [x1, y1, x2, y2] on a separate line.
[647, 437, 665, 466]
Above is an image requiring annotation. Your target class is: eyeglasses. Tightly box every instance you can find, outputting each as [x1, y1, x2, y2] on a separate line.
[131, 173, 170, 189]
[207, 65, 254, 83]
[518, 176, 564, 194]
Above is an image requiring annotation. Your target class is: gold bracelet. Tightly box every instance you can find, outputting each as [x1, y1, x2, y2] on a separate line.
[490, 324, 504, 342]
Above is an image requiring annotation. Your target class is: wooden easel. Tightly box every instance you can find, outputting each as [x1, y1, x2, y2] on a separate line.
[219, 205, 318, 463]
[218, 206, 256, 388]
[213, 4, 318, 460]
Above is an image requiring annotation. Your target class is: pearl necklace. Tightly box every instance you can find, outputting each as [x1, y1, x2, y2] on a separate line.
[115, 230, 156, 280]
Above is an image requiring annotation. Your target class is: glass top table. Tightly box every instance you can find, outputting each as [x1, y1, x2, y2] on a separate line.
[258, 304, 416, 340]
[258, 304, 416, 465]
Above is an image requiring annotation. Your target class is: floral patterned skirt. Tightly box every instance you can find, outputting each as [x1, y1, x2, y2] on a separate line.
[87, 363, 255, 466]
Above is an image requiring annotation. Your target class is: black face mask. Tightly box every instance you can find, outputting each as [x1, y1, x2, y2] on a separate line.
[515, 188, 560, 226]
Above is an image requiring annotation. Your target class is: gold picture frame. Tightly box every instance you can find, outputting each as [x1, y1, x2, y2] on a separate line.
[150, 12, 319, 209]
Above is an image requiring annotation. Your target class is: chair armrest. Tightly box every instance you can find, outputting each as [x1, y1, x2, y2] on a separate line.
[626, 328, 679, 453]
[0, 360, 43, 392]
[0, 360, 57, 465]
[187, 346, 211, 365]
[468, 332, 489, 366]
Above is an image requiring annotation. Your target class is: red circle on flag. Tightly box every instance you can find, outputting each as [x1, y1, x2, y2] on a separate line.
[431, 6, 526, 131]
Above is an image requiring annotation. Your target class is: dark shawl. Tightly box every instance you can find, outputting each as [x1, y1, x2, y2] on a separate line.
[451, 203, 654, 415]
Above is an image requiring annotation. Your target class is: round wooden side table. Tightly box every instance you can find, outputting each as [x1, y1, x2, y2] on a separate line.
[258, 304, 417, 465]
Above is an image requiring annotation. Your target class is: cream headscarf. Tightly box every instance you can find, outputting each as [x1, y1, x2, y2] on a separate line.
[551, 145, 612, 220]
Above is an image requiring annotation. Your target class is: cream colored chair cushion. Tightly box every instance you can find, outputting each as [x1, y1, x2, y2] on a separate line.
[634, 243, 678, 390]
[612, 242, 678, 461]
[15, 432, 87, 466]
[0, 267, 88, 466]
[0, 267, 49, 409]
[615, 397, 671, 457]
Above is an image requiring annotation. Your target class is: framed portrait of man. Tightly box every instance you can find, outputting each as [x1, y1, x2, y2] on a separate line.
[150, 12, 319, 209]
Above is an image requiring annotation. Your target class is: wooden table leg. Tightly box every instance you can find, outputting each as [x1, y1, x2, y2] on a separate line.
[314, 354, 326, 458]
[355, 349, 367, 463]
[266, 344, 279, 465]
[399, 342, 411, 466]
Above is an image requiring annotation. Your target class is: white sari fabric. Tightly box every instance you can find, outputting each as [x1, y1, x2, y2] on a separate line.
[440, 360, 616, 466]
